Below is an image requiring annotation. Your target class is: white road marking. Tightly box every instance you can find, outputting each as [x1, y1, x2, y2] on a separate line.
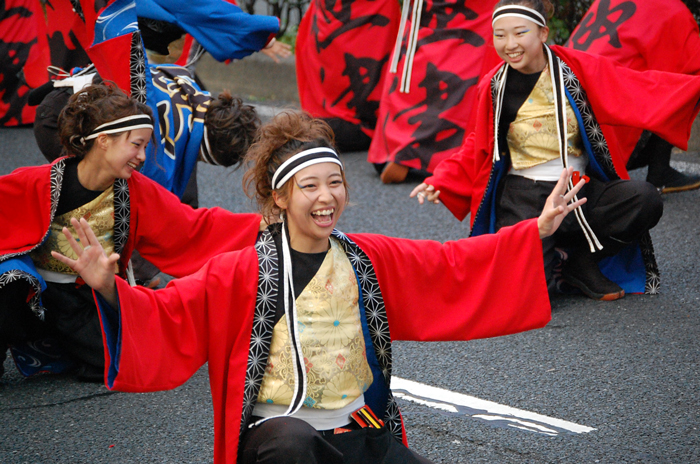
[391, 376, 596, 436]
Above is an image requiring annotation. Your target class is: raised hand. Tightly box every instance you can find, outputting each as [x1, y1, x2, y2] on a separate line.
[410, 182, 441, 205]
[51, 217, 120, 306]
[537, 167, 588, 239]
[260, 39, 293, 63]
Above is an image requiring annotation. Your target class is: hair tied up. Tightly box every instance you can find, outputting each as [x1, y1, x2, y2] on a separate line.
[69, 134, 87, 147]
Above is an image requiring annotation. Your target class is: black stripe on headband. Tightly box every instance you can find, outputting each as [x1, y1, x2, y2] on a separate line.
[84, 115, 154, 141]
[492, 6, 547, 28]
[272, 147, 342, 190]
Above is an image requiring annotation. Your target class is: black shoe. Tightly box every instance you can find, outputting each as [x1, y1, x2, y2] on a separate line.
[649, 168, 700, 194]
[562, 253, 625, 301]
[0, 346, 6, 379]
[75, 363, 104, 383]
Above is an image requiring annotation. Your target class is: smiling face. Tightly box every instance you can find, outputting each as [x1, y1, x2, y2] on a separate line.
[493, 15, 548, 74]
[100, 128, 152, 179]
[273, 161, 347, 253]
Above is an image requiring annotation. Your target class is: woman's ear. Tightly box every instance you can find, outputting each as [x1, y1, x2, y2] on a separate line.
[96, 133, 111, 151]
[272, 190, 288, 210]
[540, 25, 550, 43]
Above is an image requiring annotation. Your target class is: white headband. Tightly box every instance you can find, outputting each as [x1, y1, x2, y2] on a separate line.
[271, 147, 343, 190]
[492, 5, 547, 28]
[82, 114, 154, 144]
[199, 126, 222, 166]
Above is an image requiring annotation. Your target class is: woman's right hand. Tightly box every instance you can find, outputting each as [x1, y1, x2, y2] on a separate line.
[409, 183, 441, 205]
[51, 217, 120, 307]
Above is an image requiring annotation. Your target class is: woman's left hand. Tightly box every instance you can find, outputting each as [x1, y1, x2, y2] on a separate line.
[537, 167, 588, 239]
[260, 40, 292, 63]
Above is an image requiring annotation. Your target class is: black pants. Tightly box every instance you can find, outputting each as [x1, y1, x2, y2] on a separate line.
[627, 132, 674, 185]
[324, 118, 372, 153]
[238, 417, 434, 464]
[0, 280, 104, 371]
[495, 174, 663, 283]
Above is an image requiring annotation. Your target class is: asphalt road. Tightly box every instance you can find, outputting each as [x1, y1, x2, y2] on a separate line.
[1, 124, 699, 463]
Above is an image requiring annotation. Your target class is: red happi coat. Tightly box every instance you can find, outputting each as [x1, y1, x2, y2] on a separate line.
[426, 45, 700, 224]
[296, 0, 401, 139]
[367, 0, 501, 172]
[424, 46, 700, 294]
[98, 220, 551, 464]
[565, 0, 700, 163]
[0, 157, 261, 308]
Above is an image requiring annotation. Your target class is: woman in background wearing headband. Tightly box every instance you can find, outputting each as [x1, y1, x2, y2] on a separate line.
[52, 111, 584, 463]
[411, 0, 700, 301]
[0, 83, 263, 381]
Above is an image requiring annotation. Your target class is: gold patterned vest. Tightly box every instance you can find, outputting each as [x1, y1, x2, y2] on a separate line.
[507, 66, 584, 170]
[30, 186, 117, 275]
[257, 238, 373, 410]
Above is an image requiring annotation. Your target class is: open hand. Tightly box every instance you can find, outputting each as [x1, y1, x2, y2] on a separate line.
[260, 40, 292, 63]
[537, 167, 588, 239]
[51, 217, 119, 305]
[410, 183, 441, 205]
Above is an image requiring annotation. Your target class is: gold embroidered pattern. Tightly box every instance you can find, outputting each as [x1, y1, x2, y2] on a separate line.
[508, 67, 584, 170]
[257, 239, 373, 410]
[30, 186, 116, 274]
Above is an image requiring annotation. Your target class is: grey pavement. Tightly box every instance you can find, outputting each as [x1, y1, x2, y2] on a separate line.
[1, 119, 699, 463]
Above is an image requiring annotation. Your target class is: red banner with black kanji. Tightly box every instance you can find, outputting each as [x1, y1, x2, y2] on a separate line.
[296, 0, 401, 140]
[566, 0, 700, 162]
[367, 0, 500, 173]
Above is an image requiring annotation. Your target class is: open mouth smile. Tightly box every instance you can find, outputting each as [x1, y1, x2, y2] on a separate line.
[311, 208, 335, 226]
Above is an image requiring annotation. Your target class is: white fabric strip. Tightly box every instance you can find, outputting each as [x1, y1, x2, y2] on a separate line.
[83, 114, 154, 143]
[400, 0, 423, 93]
[544, 46, 602, 252]
[252, 224, 309, 429]
[253, 395, 365, 431]
[492, 5, 547, 28]
[389, 0, 412, 74]
[271, 147, 342, 190]
[199, 126, 222, 166]
[36, 268, 77, 284]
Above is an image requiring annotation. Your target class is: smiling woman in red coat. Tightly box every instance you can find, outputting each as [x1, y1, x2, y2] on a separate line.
[0, 83, 262, 380]
[411, 0, 700, 301]
[52, 110, 585, 463]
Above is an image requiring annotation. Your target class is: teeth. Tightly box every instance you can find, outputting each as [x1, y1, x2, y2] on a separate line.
[312, 209, 334, 216]
[508, 52, 523, 58]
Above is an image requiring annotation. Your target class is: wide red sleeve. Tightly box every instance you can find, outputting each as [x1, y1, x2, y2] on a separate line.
[552, 46, 700, 151]
[127, 172, 261, 277]
[0, 164, 52, 256]
[423, 69, 498, 223]
[98, 248, 259, 392]
[347, 218, 551, 342]
[423, 132, 476, 222]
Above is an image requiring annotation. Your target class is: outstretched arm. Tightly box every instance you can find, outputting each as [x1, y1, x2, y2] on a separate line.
[51, 217, 119, 306]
